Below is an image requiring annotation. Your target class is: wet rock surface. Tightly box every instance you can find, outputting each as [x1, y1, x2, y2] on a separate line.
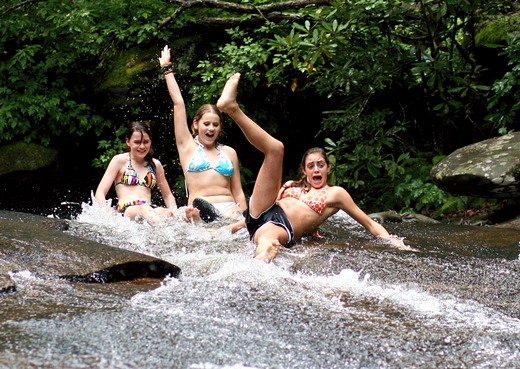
[0, 211, 181, 294]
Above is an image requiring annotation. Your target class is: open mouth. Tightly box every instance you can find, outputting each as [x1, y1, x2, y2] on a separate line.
[311, 175, 323, 183]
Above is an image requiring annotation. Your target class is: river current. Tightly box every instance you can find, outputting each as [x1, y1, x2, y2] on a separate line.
[0, 201, 519, 368]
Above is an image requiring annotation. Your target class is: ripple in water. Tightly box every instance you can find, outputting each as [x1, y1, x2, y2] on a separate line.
[1, 200, 518, 368]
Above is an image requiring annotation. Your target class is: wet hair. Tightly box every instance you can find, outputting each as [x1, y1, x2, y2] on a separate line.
[191, 104, 224, 139]
[286, 147, 330, 191]
[125, 121, 156, 172]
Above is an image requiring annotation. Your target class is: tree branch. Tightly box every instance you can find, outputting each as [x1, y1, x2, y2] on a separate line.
[194, 12, 307, 27]
[2, 0, 41, 16]
[158, 0, 331, 29]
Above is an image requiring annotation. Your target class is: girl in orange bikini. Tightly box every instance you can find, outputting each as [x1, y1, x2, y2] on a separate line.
[94, 121, 200, 223]
[218, 73, 405, 262]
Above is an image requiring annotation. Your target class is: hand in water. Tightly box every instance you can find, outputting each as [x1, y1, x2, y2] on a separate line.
[379, 234, 417, 251]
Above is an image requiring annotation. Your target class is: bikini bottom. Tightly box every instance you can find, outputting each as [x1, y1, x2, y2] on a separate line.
[116, 200, 147, 214]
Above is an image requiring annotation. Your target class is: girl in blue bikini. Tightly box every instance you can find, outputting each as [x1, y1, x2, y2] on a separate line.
[217, 73, 405, 262]
[159, 46, 247, 222]
[94, 121, 200, 223]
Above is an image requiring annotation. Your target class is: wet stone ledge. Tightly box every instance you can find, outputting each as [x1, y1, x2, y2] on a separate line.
[0, 211, 181, 295]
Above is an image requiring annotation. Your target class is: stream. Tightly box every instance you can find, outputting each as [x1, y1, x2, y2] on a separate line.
[0, 202, 519, 368]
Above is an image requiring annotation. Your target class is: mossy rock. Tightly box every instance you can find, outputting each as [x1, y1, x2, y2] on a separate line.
[98, 47, 158, 91]
[0, 142, 57, 176]
[97, 38, 202, 92]
[476, 12, 520, 46]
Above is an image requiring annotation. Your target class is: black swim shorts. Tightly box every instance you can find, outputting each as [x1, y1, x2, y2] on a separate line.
[244, 203, 295, 247]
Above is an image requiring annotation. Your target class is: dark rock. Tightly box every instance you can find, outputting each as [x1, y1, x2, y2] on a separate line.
[368, 210, 403, 223]
[0, 261, 16, 294]
[0, 211, 181, 293]
[495, 216, 520, 231]
[0, 142, 57, 176]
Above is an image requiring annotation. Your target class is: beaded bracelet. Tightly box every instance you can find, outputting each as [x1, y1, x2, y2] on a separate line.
[161, 62, 173, 75]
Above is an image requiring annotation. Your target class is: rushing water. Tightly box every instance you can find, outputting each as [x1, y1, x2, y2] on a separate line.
[0, 201, 519, 369]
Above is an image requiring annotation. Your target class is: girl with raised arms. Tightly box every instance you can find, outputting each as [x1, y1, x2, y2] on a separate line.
[159, 45, 247, 222]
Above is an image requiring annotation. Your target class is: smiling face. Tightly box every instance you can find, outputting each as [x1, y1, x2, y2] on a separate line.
[191, 104, 224, 147]
[302, 151, 330, 189]
[193, 112, 222, 146]
[126, 131, 151, 159]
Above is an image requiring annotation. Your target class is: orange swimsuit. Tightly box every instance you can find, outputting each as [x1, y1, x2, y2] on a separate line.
[280, 186, 329, 215]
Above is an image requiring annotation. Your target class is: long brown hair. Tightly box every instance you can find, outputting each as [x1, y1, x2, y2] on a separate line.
[126, 121, 156, 172]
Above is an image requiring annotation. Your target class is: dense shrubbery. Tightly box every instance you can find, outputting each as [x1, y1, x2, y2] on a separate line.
[1, 0, 518, 215]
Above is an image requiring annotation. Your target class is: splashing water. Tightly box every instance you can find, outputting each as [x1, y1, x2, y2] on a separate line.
[1, 200, 519, 368]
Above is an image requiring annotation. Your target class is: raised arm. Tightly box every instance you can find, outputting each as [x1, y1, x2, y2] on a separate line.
[158, 45, 193, 152]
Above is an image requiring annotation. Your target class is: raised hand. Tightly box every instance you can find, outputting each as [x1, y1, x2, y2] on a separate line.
[158, 45, 171, 66]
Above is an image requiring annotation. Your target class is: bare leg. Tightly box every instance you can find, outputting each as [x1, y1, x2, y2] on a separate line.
[228, 218, 246, 233]
[253, 224, 288, 262]
[125, 204, 162, 224]
[217, 73, 284, 217]
[155, 206, 201, 223]
[126, 205, 200, 224]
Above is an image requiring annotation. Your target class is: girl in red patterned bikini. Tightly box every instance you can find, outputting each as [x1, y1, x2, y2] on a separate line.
[218, 73, 405, 262]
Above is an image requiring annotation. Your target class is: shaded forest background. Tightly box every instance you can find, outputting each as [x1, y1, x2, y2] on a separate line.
[1, 0, 519, 218]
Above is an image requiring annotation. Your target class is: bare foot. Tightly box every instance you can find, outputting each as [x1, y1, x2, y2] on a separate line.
[216, 73, 241, 115]
[184, 207, 201, 222]
[254, 239, 281, 262]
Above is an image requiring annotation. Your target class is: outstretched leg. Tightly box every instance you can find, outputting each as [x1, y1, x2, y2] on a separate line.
[217, 73, 284, 218]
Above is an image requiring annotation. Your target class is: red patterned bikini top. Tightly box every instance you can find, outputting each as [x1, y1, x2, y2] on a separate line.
[280, 185, 329, 215]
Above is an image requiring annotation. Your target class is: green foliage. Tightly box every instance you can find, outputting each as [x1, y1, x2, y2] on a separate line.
[267, 0, 518, 142]
[2, 0, 518, 217]
[191, 26, 276, 106]
[92, 126, 127, 169]
[323, 109, 406, 189]
[0, 0, 168, 146]
[397, 178, 450, 213]
[325, 134, 438, 212]
[188, 23, 295, 134]
[485, 35, 520, 134]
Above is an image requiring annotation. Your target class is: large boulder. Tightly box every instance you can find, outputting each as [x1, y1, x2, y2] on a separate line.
[0, 142, 57, 176]
[431, 132, 520, 198]
[0, 211, 181, 294]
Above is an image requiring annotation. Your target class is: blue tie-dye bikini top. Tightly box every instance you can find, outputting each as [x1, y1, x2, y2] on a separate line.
[117, 154, 156, 189]
[184, 136, 234, 177]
